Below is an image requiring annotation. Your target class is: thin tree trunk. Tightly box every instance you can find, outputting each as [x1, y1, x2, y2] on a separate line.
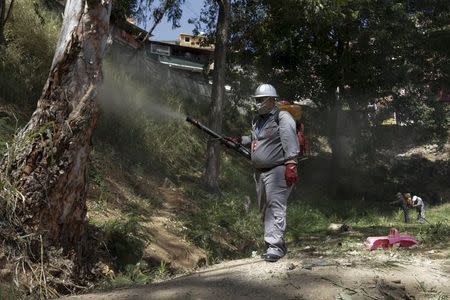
[0, 0, 6, 45]
[204, 0, 230, 190]
[0, 0, 111, 250]
[4, 0, 13, 24]
[0, 0, 13, 45]
[142, 12, 164, 42]
[328, 37, 345, 196]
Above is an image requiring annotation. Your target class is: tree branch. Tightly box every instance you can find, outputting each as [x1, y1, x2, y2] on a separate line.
[142, 11, 165, 43]
[1, 0, 5, 25]
[4, 0, 14, 26]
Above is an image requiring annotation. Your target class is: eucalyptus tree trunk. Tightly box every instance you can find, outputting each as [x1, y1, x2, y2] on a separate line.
[204, 0, 230, 190]
[0, 0, 111, 250]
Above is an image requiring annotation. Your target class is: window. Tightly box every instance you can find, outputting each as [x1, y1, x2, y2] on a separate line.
[150, 44, 170, 56]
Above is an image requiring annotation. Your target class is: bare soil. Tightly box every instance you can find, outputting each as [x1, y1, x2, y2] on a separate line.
[63, 248, 450, 300]
[87, 158, 207, 272]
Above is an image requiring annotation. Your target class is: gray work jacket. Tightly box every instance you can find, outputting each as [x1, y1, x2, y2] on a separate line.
[242, 107, 299, 169]
[412, 196, 423, 207]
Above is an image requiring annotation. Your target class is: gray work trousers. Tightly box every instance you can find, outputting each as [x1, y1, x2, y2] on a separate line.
[402, 202, 426, 223]
[416, 203, 426, 221]
[255, 165, 292, 257]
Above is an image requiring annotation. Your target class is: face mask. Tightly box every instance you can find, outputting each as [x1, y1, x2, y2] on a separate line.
[255, 98, 272, 115]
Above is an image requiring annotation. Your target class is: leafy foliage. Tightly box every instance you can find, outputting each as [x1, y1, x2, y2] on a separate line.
[193, 0, 450, 145]
[113, 0, 185, 34]
[180, 187, 262, 262]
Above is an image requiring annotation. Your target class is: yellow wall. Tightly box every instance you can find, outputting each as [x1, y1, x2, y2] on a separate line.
[179, 34, 214, 49]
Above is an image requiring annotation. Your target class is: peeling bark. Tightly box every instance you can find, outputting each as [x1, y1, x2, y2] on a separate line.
[0, 0, 111, 251]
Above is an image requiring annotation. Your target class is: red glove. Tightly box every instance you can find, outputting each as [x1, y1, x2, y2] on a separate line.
[285, 163, 298, 187]
[225, 136, 242, 145]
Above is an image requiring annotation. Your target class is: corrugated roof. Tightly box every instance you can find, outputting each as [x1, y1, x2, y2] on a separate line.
[158, 56, 205, 72]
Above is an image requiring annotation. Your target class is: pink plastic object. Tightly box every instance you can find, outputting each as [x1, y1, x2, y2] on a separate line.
[364, 228, 418, 250]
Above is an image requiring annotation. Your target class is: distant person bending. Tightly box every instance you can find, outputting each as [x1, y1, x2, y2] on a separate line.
[406, 193, 426, 223]
[391, 192, 412, 223]
[391, 192, 426, 223]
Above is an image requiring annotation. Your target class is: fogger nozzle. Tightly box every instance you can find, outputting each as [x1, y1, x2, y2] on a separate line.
[185, 116, 251, 160]
[186, 116, 196, 124]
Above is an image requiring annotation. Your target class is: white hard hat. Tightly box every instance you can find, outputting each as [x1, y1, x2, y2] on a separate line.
[253, 84, 278, 98]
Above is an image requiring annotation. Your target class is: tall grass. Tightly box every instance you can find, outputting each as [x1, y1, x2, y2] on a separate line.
[0, 0, 61, 106]
[286, 204, 330, 241]
[179, 188, 263, 262]
[0, 113, 18, 154]
[102, 216, 147, 270]
[96, 59, 208, 179]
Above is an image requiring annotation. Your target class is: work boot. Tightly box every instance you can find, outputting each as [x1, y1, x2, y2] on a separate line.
[263, 245, 285, 262]
[264, 241, 287, 255]
[263, 253, 282, 262]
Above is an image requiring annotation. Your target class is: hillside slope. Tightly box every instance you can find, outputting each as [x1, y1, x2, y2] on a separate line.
[64, 204, 450, 300]
[87, 148, 207, 273]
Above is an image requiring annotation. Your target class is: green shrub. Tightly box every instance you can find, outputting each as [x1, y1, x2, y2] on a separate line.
[96, 259, 175, 291]
[96, 261, 150, 290]
[286, 204, 329, 241]
[219, 156, 254, 194]
[180, 188, 262, 262]
[103, 216, 146, 271]
[418, 221, 450, 243]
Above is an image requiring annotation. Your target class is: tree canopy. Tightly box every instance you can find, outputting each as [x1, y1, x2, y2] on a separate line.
[112, 0, 185, 37]
[195, 0, 450, 143]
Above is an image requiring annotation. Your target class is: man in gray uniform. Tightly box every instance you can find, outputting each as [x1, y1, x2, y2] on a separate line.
[230, 84, 299, 262]
[408, 194, 426, 223]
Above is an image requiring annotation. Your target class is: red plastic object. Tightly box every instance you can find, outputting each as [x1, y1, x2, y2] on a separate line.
[364, 228, 418, 250]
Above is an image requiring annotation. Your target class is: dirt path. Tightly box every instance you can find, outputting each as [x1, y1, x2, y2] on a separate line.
[87, 161, 207, 271]
[64, 250, 450, 300]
